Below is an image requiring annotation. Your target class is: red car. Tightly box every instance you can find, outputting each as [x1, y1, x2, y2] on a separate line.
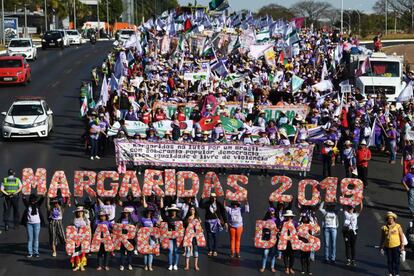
[0, 56, 31, 85]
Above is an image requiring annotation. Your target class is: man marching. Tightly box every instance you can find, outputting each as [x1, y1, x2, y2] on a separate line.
[1, 169, 22, 231]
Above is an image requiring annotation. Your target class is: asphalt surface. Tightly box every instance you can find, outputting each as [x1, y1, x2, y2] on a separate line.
[0, 41, 413, 275]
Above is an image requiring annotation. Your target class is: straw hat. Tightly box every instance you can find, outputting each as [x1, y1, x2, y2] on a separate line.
[122, 207, 134, 213]
[73, 206, 85, 213]
[166, 204, 180, 212]
[324, 140, 334, 146]
[344, 140, 352, 146]
[283, 210, 295, 217]
[385, 211, 397, 220]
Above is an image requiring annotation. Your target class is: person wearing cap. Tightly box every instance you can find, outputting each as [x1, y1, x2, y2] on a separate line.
[95, 210, 113, 271]
[321, 140, 335, 177]
[183, 205, 201, 271]
[259, 207, 278, 273]
[47, 196, 69, 257]
[319, 201, 339, 263]
[71, 206, 90, 271]
[224, 200, 250, 258]
[138, 208, 158, 271]
[21, 194, 45, 258]
[200, 193, 228, 257]
[342, 140, 357, 178]
[380, 212, 405, 276]
[1, 169, 22, 231]
[356, 140, 371, 187]
[402, 164, 414, 216]
[342, 202, 363, 267]
[280, 210, 298, 274]
[163, 204, 182, 271]
[117, 207, 135, 271]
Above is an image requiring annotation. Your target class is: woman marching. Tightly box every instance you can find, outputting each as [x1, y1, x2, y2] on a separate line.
[183, 205, 201, 271]
[47, 196, 70, 257]
[342, 203, 363, 267]
[380, 211, 405, 276]
[163, 204, 182, 271]
[95, 210, 113, 271]
[71, 206, 90, 272]
[281, 210, 298, 275]
[21, 194, 45, 258]
[139, 208, 159, 271]
[224, 200, 250, 258]
[259, 207, 278, 273]
[118, 207, 135, 271]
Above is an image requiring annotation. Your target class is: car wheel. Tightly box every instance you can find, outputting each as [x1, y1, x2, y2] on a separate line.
[33, 54, 37, 61]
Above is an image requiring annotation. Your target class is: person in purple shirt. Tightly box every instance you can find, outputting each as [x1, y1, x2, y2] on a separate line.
[95, 210, 112, 271]
[386, 123, 398, 163]
[139, 208, 158, 271]
[351, 123, 361, 149]
[402, 164, 414, 216]
[117, 207, 134, 271]
[224, 200, 249, 258]
[375, 110, 386, 150]
[124, 107, 138, 121]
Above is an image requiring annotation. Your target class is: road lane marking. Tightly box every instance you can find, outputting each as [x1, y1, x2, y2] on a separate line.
[0, 268, 7, 276]
[51, 80, 60, 88]
[75, 60, 82, 65]
[65, 68, 72, 74]
[365, 195, 413, 271]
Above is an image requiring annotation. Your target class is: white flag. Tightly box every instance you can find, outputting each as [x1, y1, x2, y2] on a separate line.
[368, 118, 377, 147]
[321, 61, 328, 80]
[99, 75, 109, 106]
[397, 81, 413, 102]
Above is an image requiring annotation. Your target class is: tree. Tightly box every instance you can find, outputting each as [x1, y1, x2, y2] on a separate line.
[256, 4, 294, 21]
[374, 0, 414, 32]
[99, 0, 123, 24]
[290, 0, 334, 27]
[134, 0, 179, 24]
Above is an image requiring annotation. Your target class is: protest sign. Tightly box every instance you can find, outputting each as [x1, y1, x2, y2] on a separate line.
[153, 101, 309, 122]
[114, 140, 315, 171]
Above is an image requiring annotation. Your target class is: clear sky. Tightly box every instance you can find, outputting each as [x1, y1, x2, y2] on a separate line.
[178, 0, 378, 13]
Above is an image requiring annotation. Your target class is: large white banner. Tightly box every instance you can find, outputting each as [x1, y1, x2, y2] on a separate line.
[114, 140, 314, 171]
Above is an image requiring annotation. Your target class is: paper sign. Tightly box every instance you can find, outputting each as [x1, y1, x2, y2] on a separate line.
[48, 171, 71, 198]
[118, 171, 141, 198]
[278, 220, 301, 251]
[65, 225, 91, 255]
[111, 223, 136, 251]
[225, 174, 248, 201]
[90, 224, 114, 252]
[339, 178, 364, 206]
[319, 177, 338, 203]
[269, 176, 293, 202]
[297, 223, 321, 252]
[298, 179, 320, 206]
[73, 171, 97, 198]
[22, 168, 47, 195]
[176, 171, 200, 198]
[183, 219, 206, 247]
[254, 220, 278, 249]
[164, 169, 176, 196]
[137, 227, 160, 255]
[159, 221, 185, 249]
[96, 171, 119, 198]
[142, 170, 165, 197]
[201, 172, 224, 198]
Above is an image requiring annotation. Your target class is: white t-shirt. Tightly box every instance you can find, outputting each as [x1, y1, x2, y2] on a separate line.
[343, 211, 359, 231]
[27, 206, 41, 224]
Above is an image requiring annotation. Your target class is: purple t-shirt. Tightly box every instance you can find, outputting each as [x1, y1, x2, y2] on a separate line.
[403, 173, 414, 188]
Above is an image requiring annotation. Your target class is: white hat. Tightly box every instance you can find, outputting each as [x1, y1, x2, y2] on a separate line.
[324, 140, 334, 146]
[360, 140, 367, 146]
[166, 204, 180, 212]
[283, 210, 295, 217]
[122, 207, 134, 213]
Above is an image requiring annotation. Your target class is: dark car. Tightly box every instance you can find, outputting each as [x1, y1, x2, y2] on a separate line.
[41, 31, 65, 50]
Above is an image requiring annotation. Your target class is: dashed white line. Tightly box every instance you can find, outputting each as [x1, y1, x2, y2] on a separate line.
[51, 80, 60, 87]
[65, 68, 72, 74]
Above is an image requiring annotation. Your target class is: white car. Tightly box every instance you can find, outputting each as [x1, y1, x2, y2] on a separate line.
[7, 38, 37, 60]
[1, 97, 54, 139]
[66, 30, 84, 45]
[55, 29, 70, 47]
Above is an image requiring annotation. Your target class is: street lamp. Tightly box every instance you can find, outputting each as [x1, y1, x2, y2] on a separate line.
[385, 0, 388, 35]
[44, 0, 47, 32]
[354, 9, 361, 37]
[1, 0, 4, 45]
[106, 0, 109, 35]
[73, 0, 76, 30]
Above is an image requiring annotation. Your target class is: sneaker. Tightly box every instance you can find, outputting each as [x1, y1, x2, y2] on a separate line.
[128, 265, 132, 271]
[301, 272, 305, 275]
[168, 265, 173, 271]
[134, 250, 138, 255]
[173, 265, 178, 271]
[5, 225, 9, 231]
[346, 259, 351, 266]
[120, 266, 124, 271]
[95, 156, 100, 160]
[52, 252, 57, 257]
[144, 266, 148, 271]
[351, 260, 356, 267]
[90, 156, 94, 160]
[148, 266, 153, 271]
[26, 254, 33, 258]
[34, 254, 40, 258]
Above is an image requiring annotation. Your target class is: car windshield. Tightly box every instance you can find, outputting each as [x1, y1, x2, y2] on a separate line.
[9, 40, 31, 47]
[120, 30, 134, 35]
[0, 59, 22, 68]
[66, 31, 78, 35]
[360, 61, 400, 77]
[9, 104, 44, 116]
[44, 31, 61, 39]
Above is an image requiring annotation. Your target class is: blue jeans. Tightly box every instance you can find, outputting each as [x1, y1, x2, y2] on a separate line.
[185, 238, 199, 258]
[144, 239, 155, 266]
[205, 224, 219, 252]
[89, 138, 98, 157]
[168, 239, 179, 266]
[27, 223, 41, 255]
[408, 189, 414, 215]
[389, 140, 397, 161]
[261, 247, 276, 269]
[323, 227, 337, 261]
[375, 132, 382, 149]
[120, 246, 133, 266]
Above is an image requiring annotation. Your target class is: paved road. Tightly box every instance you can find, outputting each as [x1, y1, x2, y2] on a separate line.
[0, 42, 413, 276]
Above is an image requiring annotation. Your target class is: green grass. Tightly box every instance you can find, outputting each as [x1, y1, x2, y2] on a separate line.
[362, 33, 414, 40]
